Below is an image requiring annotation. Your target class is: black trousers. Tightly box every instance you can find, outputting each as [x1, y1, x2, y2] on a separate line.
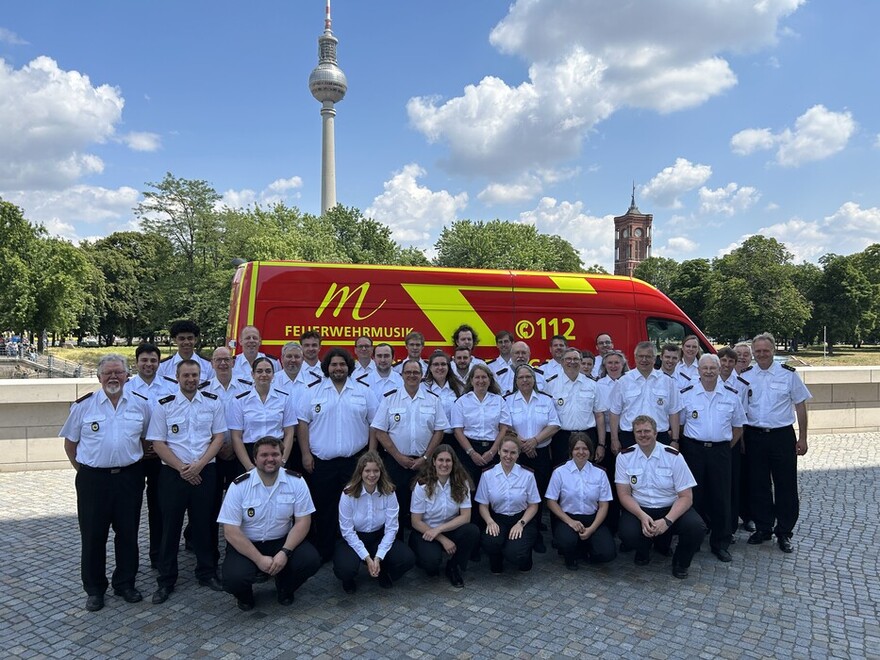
[732, 440, 752, 529]
[332, 529, 415, 582]
[745, 425, 799, 538]
[481, 512, 538, 570]
[619, 429, 671, 449]
[140, 457, 163, 565]
[455, 438, 498, 530]
[382, 450, 421, 532]
[222, 537, 320, 599]
[618, 506, 705, 569]
[305, 454, 360, 562]
[212, 456, 243, 560]
[680, 437, 732, 551]
[552, 513, 617, 563]
[76, 463, 144, 596]
[408, 523, 479, 575]
[156, 463, 217, 588]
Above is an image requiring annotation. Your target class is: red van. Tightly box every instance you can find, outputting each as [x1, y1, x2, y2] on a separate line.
[226, 261, 711, 362]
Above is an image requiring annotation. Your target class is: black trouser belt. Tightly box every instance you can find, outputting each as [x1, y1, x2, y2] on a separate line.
[683, 436, 730, 448]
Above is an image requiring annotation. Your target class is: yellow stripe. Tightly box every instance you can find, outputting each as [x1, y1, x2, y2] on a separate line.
[247, 263, 259, 326]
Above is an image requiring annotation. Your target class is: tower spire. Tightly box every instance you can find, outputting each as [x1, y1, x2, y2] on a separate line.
[629, 181, 640, 213]
[309, 0, 348, 215]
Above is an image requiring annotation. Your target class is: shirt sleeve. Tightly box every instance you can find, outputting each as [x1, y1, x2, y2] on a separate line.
[474, 471, 491, 505]
[338, 493, 369, 560]
[410, 483, 428, 514]
[498, 397, 512, 427]
[614, 454, 630, 485]
[596, 470, 613, 502]
[282, 394, 298, 429]
[608, 380, 623, 415]
[211, 401, 228, 435]
[146, 404, 168, 442]
[227, 397, 245, 432]
[365, 389, 380, 425]
[525, 472, 541, 505]
[293, 479, 317, 517]
[672, 455, 698, 492]
[432, 398, 449, 431]
[59, 400, 84, 442]
[217, 481, 244, 525]
[376, 493, 400, 560]
[451, 399, 465, 430]
[544, 467, 563, 502]
[370, 396, 392, 432]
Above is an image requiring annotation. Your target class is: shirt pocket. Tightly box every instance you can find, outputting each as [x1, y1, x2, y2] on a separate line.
[167, 416, 188, 437]
[656, 468, 673, 479]
[625, 468, 643, 488]
[122, 410, 144, 435]
[83, 414, 107, 438]
[388, 407, 407, 428]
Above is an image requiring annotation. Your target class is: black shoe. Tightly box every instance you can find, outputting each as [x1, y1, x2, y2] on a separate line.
[741, 520, 756, 532]
[237, 596, 255, 611]
[277, 590, 294, 606]
[748, 530, 772, 545]
[564, 558, 579, 571]
[342, 579, 357, 594]
[672, 563, 689, 579]
[729, 534, 737, 545]
[151, 586, 173, 604]
[253, 571, 269, 584]
[634, 551, 650, 566]
[489, 554, 504, 575]
[712, 548, 733, 563]
[198, 576, 224, 592]
[518, 557, 533, 572]
[445, 563, 464, 588]
[85, 594, 105, 612]
[533, 535, 547, 554]
[113, 587, 143, 603]
[653, 545, 673, 558]
[378, 571, 393, 589]
[777, 536, 793, 553]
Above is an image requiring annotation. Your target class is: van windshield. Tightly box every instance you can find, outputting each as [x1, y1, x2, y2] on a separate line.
[646, 317, 709, 353]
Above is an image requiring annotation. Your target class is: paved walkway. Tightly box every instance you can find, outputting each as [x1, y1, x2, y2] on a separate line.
[1, 433, 878, 659]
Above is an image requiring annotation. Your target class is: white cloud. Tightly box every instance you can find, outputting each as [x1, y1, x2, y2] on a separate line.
[220, 176, 304, 210]
[698, 183, 760, 216]
[659, 236, 699, 258]
[118, 131, 161, 152]
[730, 105, 855, 166]
[365, 164, 468, 246]
[0, 56, 124, 189]
[0, 28, 28, 45]
[408, 1, 802, 177]
[478, 177, 543, 205]
[517, 196, 613, 269]
[641, 158, 712, 208]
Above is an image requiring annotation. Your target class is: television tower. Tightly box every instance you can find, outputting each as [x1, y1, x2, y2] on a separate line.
[309, 0, 347, 215]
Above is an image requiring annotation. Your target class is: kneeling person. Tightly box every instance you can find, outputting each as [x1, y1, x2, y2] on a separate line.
[218, 437, 321, 610]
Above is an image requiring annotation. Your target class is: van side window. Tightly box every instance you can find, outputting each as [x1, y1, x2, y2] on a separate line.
[646, 318, 687, 350]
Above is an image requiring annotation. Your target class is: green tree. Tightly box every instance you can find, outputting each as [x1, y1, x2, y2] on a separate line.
[584, 264, 609, 274]
[632, 256, 680, 293]
[704, 236, 810, 343]
[810, 254, 875, 352]
[667, 258, 712, 330]
[433, 220, 582, 272]
[0, 199, 41, 332]
[322, 205, 401, 265]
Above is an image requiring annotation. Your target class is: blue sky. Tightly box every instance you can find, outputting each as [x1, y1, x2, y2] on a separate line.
[1, 1, 878, 271]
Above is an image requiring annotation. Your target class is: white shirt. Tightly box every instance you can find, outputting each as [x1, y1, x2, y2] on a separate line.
[546, 460, 613, 515]
[541, 359, 565, 381]
[723, 372, 749, 408]
[393, 358, 428, 376]
[422, 381, 459, 433]
[351, 360, 376, 381]
[338, 487, 399, 560]
[596, 375, 621, 432]
[125, 374, 175, 409]
[227, 387, 298, 445]
[410, 480, 471, 528]
[60, 389, 151, 468]
[371, 387, 449, 456]
[451, 391, 511, 441]
[615, 443, 696, 509]
[740, 362, 812, 428]
[147, 391, 227, 465]
[271, 370, 309, 405]
[679, 381, 747, 442]
[156, 351, 215, 382]
[544, 372, 605, 431]
[609, 369, 682, 432]
[676, 360, 699, 384]
[217, 468, 315, 542]
[487, 356, 512, 375]
[360, 369, 403, 397]
[232, 353, 280, 382]
[503, 390, 560, 448]
[298, 378, 379, 459]
[474, 463, 541, 515]
[200, 376, 253, 445]
[496, 365, 546, 396]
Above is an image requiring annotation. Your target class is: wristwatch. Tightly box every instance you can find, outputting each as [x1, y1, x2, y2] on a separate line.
[281, 547, 294, 558]
[518, 519, 526, 526]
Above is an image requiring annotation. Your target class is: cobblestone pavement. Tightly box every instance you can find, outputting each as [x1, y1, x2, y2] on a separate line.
[1, 433, 878, 659]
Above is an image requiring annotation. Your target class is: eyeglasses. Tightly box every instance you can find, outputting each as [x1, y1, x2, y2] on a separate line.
[101, 371, 128, 378]
[213, 357, 232, 363]
[597, 340, 613, 346]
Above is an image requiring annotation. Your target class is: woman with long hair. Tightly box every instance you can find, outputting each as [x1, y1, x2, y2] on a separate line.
[422, 350, 463, 446]
[545, 433, 616, 570]
[676, 335, 702, 383]
[409, 445, 479, 588]
[333, 451, 415, 593]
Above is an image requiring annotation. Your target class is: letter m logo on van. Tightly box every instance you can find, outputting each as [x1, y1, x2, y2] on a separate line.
[316, 282, 386, 320]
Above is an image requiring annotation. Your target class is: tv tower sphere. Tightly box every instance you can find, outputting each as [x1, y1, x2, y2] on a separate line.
[309, 0, 347, 214]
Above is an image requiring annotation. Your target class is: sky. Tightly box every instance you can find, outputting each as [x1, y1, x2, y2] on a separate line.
[1, 1, 879, 271]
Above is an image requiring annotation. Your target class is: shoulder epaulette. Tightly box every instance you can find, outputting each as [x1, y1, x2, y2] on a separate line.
[737, 375, 750, 386]
[159, 355, 173, 363]
[502, 391, 513, 399]
[273, 388, 289, 396]
[724, 384, 738, 394]
[486, 357, 498, 365]
[593, 463, 607, 473]
[201, 391, 218, 400]
[392, 359, 403, 366]
[233, 472, 251, 484]
[664, 446, 680, 456]
[131, 391, 148, 401]
[533, 367, 544, 375]
[308, 378, 322, 388]
[538, 391, 553, 398]
[680, 385, 693, 394]
[356, 378, 371, 387]
[383, 389, 397, 397]
[198, 381, 210, 390]
[284, 468, 302, 478]
[238, 378, 253, 386]
[781, 363, 796, 372]
[545, 373, 558, 382]
[620, 446, 636, 454]
[663, 371, 674, 377]
[355, 373, 369, 383]
[586, 374, 598, 382]
[158, 394, 176, 405]
[496, 367, 508, 376]
[74, 391, 95, 403]
[235, 391, 250, 399]
[679, 373, 692, 381]
[162, 375, 178, 384]
[741, 365, 753, 373]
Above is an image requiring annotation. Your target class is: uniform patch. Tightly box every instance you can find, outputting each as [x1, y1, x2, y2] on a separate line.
[630, 475, 637, 485]
[90, 422, 100, 432]
[691, 411, 698, 419]
[393, 413, 401, 422]
[171, 424, 179, 434]
[247, 507, 255, 518]
[657, 397, 665, 406]
[314, 404, 321, 414]
[557, 398, 564, 406]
